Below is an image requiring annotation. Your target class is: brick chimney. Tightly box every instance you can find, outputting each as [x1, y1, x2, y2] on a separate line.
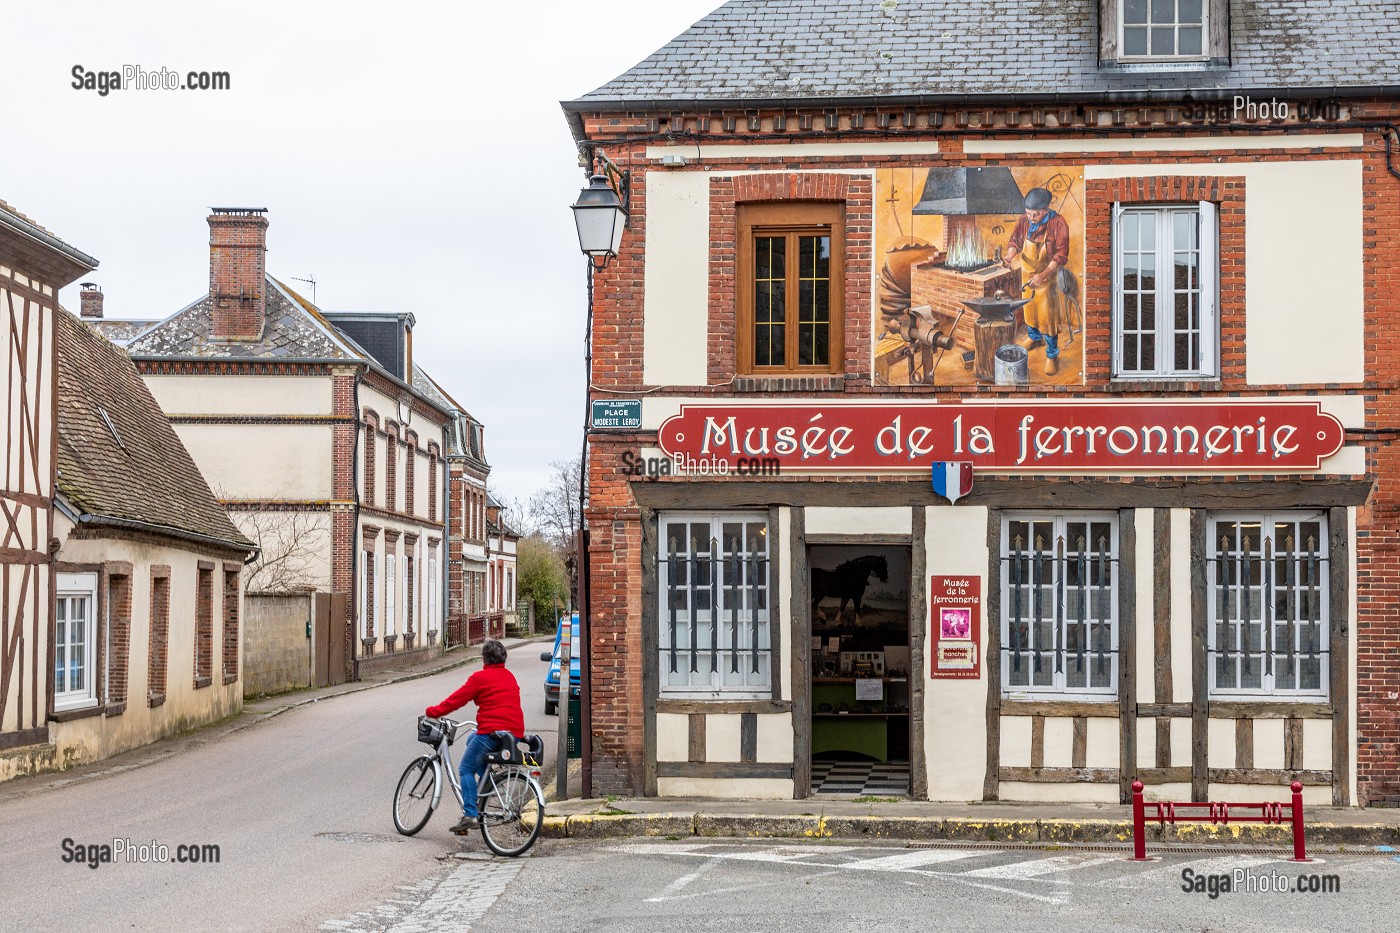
[208, 208, 269, 341]
[79, 282, 103, 319]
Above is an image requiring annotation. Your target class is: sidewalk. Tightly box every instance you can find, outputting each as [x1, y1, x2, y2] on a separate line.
[543, 792, 1400, 852]
[0, 636, 543, 804]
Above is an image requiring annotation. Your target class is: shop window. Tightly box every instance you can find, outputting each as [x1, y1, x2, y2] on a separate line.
[1112, 203, 1217, 379]
[659, 513, 771, 696]
[1208, 513, 1329, 699]
[1001, 514, 1119, 697]
[737, 203, 844, 375]
[54, 573, 99, 710]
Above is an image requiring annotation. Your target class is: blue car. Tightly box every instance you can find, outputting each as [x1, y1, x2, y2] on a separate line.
[540, 612, 582, 716]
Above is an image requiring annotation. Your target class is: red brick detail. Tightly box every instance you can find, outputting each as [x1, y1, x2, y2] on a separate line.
[707, 172, 873, 387]
[222, 568, 240, 683]
[405, 429, 418, 518]
[1082, 176, 1245, 383]
[362, 409, 379, 509]
[148, 568, 171, 706]
[194, 565, 214, 688]
[208, 211, 269, 341]
[428, 442, 440, 522]
[385, 421, 400, 514]
[106, 572, 132, 708]
[332, 509, 356, 675]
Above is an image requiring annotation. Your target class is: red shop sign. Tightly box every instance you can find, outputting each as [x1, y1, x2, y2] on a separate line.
[657, 401, 1344, 474]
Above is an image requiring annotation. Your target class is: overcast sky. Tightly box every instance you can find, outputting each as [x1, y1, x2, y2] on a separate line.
[2, 0, 722, 513]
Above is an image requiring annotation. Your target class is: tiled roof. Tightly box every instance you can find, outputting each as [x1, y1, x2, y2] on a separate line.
[85, 319, 156, 346]
[54, 309, 253, 553]
[574, 0, 1400, 105]
[125, 277, 359, 360]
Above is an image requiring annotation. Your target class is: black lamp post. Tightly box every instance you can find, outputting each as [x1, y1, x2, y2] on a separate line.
[568, 152, 629, 799]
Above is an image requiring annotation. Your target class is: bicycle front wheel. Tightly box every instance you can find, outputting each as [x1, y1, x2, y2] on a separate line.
[478, 767, 544, 857]
[393, 756, 440, 836]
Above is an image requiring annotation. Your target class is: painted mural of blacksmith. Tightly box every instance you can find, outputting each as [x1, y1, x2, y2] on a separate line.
[1001, 187, 1070, 376]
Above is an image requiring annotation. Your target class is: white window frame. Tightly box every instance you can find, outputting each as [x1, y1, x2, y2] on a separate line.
[1000, 513, 1120, 699]
[1112, 202, 1218, 379]
[658, 512, 772, 698]
[1119, 0, 1207, 61]
[385, 552, 397, 637]
[55, 572, 99, 711]
[1207, 511, 1330, 700]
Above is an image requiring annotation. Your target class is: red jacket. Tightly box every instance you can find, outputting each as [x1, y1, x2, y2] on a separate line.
[425, 663, 524, 737]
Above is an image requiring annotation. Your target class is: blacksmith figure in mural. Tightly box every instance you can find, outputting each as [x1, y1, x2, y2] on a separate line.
[1002, 186, 1074, 376]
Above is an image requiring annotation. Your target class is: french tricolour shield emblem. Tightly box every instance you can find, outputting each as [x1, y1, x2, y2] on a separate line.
[931, 461, 974, 505]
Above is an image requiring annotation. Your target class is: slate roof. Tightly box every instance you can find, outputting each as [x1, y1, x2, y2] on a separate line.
[572, 0, 1400, 108]
[86, 319, 156, 346]
[126, 277, 360, 360]
[54, 308, 253, 554]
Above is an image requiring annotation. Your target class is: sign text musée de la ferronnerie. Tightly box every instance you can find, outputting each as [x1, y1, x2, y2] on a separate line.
[657, 401, 1345, 474]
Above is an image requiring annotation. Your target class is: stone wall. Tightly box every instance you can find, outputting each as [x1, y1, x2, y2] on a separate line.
[244, 593, 313, 697]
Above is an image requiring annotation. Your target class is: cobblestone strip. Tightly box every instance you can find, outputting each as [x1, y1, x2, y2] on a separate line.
[322, 857, 525, 932]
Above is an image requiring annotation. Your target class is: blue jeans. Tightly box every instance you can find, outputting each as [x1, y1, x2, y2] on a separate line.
[458, 732, 502, 818]
[1027, 326, 1060, 359]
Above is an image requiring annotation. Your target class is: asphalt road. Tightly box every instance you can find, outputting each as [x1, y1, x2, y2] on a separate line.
[471, 838, 1400, 933]
[0, 642, 552, 932]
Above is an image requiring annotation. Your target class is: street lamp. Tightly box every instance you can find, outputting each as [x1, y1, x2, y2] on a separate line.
[570, 157, 629, 270]
[567, 150, 630, 800]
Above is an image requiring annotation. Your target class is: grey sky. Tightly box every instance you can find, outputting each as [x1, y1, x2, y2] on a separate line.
[1, 0, 720, 512]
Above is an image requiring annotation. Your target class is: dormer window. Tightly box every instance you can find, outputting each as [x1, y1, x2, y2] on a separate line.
[1100, 0, 1225, 65]
[1123, 0, 1203, 58]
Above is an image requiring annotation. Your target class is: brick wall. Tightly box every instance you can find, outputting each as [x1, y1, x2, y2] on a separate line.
[149, 567, 170, 706]
[107, 572, 132, 707]
[222, 567, 241, 685]
[208, 211, 268, 341]
[574, 104, 1400, 797]
[194, 564, 214, 688]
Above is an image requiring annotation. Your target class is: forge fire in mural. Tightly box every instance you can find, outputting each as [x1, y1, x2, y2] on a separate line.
[875, 166, 1086, 387]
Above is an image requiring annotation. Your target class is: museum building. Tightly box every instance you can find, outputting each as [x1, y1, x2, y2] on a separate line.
[564, 0, 1400, 807]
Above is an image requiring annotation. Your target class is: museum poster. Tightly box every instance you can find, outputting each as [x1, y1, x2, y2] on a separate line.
[930, 574, 982, 680]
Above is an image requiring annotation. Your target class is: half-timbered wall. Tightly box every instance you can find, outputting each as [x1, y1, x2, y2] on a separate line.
[0, 263, 55, 751]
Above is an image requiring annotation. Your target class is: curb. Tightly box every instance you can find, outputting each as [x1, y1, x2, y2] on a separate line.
[541, 811, 1400, 849]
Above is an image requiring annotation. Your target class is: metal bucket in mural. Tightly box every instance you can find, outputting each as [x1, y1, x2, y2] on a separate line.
[874, 166, 1085, 388]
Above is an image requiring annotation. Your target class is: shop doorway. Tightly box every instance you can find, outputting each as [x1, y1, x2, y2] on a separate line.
[807, 544, 912, 796]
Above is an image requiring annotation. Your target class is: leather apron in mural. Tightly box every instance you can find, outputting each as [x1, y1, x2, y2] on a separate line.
[1019, 234, 1062, 338]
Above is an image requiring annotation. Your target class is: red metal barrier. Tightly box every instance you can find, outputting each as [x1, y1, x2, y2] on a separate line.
[1131, 780, 1309, 862]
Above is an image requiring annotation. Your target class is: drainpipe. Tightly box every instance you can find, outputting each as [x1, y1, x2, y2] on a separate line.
[350, 368, 363, 682]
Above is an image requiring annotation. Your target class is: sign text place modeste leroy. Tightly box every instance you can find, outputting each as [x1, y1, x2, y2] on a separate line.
[657, 402, 1345, 474]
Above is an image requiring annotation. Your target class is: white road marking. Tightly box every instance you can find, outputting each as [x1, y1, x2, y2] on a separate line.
[646, 856, 723, 902]
[962, 853, 1122, 880]
[844, 849, 1000, 871]
[944, 877, 1070, 905]
[1103, 854, 1281, 888]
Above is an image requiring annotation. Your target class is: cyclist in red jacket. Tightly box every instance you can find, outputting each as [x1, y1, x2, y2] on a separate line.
[425, 639, 525, 834]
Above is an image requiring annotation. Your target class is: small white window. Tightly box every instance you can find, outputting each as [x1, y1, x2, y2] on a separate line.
[1121, 0, 1205, 59]
[1208, 513, 1329, 699]
[1113, 203, 1218, 379]
[385, 552, 398, 637]
[55, 572, 99, 710]
[659, 513, 772, 697]
[1001, 515, 1119, 698]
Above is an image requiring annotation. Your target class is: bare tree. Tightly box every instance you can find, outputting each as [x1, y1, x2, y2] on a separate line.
[526, 457, 581, 603]
[235, 511, 331, 594]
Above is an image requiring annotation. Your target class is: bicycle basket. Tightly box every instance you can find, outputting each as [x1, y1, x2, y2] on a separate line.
[417, 717, 445, 745]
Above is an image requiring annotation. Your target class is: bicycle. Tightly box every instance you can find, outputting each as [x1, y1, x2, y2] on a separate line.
[392, 716, 547, 857]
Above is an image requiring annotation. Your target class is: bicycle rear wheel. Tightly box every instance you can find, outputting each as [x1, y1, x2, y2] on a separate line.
[393, 756, 440, 836]
[477, 767, 544, 857]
